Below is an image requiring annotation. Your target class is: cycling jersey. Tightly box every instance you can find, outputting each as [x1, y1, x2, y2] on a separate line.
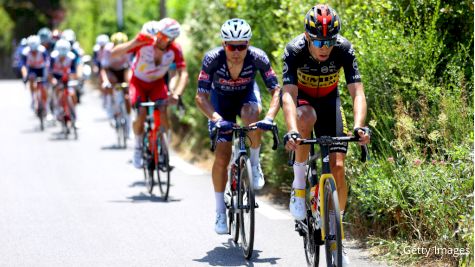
[49, 51, 77, 80]
[197, 46, 278, 95]
[198, 46, 279, 142]
[128, 41, 185, 83]
[93, 44, 108, 69]
[101, 42, 130, 71]
[21, 46, 49, 69]
[282, 34, 361, 98]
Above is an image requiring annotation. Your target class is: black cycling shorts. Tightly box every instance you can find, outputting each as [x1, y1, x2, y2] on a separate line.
[106, 68, 126, 84]
[297, 90, 349, 154]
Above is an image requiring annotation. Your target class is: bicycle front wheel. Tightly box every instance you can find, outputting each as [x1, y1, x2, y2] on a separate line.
[323, 177, 342, 267]
[238, 156, 255, 259]
[156, 132, 170, 200]
[142, 134, 155, 194]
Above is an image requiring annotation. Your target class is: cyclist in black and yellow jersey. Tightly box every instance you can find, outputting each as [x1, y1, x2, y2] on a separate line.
[281, 4, 370, 266]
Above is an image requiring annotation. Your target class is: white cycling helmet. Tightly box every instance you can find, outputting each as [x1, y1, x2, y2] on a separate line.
[159, 18, 181, 40]
[27, 35, 41, 51]
[141, 20, 161, 36]
[220, 18, 252, 42]
[61, 29, 76, 43]
[54, 39, 71, 56]
[96, 34, 110, 46]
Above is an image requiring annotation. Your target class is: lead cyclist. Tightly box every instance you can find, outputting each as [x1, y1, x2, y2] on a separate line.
[281, 4, 370, 266]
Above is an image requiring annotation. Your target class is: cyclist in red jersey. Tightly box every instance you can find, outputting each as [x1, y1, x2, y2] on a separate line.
[112, 19, 188, 168]
[281, 5, 370, 266]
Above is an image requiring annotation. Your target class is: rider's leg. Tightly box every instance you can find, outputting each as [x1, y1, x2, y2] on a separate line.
[212, 141, 232, 234]
[294, 105, 317, 187]
[330, 153, 347, 212]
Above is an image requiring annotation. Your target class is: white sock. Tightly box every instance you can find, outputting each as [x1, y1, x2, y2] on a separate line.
[292, 161, 307, 189]
[250, 146, 260, 166]
[135, 134, 143, 149]
[215, 192, 226, 213]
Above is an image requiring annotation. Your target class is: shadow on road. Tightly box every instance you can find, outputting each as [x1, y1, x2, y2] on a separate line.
[108, 192, 182, 204]
[101, 144, 127, 150]
[193, 239, 281, 266]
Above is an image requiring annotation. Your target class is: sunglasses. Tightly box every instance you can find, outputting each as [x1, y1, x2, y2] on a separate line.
[311, 38, 337, 48]
[155, 32, 170, 44]
[225, 43, 248, 51]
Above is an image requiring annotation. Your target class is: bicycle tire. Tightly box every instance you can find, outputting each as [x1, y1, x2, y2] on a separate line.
[142, 133, 155, 194]
[323, 177, 342, 267]
[156, 132, 170, 200]
[238, 156, 255, 259]
[304, 164, 321, 267]
[227, 175, 239, 243]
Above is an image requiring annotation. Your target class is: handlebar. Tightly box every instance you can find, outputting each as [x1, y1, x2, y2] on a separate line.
[139, 99, 167, 108]
[210, 124, 279, 152]
[287, 135, 369, 166]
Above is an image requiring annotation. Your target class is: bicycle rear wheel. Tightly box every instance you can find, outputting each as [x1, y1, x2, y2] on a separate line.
[156, 133, 170, 200]
[238, 156, 254, 259]
[323, 177, 342, 267]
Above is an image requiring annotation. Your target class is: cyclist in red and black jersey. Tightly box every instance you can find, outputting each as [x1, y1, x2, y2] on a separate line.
[281, 5, 370, 266]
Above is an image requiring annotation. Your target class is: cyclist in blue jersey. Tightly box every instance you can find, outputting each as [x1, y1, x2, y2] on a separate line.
[195, 18, 281, 234]
[21, 35, 49, 109]
[281, 5, 371, 266]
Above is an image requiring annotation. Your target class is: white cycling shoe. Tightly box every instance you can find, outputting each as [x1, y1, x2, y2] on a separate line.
[133, 147, 143, 169]
[214, 212, 228, 235]
[331, 241, 350, 267]
[252, 164, 265, 190]
[289, 189, 306, 220]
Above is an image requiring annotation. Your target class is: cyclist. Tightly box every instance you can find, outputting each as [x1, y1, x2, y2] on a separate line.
[12, 38, 27, 79]
[94, 34, 113, 115]
[281, 4, 370, 266]
[38, 27, 54, 54]
[21, 35, 49, 109]
[111, 19, 188, 169]
[49, 39, 79, 119]
[195, 18, 281, 234]
[101, 32, 132, 133]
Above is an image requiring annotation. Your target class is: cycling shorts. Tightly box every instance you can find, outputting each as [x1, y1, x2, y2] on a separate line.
[208, 87, 261, 143]
[129, 75, 168, 108]
[106, 68, 127, 84]
[28, 68, 45, 79]
[297, 90, 349, 153]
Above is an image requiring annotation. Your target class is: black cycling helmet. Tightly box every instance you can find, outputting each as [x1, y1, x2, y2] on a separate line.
[304, 4, 341, 40]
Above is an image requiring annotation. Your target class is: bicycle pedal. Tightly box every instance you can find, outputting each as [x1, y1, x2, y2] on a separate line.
[254, 202, 259, 208]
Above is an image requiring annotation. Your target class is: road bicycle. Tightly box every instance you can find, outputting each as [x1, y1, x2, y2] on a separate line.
[211, 124, 279, 259]
[33, 77, 48, 131]
[288, 134, 368, 267]
[112, 82, 129, 148]
[54, 80, 78, 140]
[141, 100, 171, 200]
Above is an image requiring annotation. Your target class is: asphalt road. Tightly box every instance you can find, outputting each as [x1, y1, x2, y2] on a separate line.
[0, 80, 389, 267]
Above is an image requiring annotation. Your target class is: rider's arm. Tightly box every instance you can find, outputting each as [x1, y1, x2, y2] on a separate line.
[195, 91, 222, 122]
[264, 86, 281, 120]
[348, 82, 367, 129]
[171, 67, 189, 97]
[281, 84, 299, 133]
[111, 34, 151, 58]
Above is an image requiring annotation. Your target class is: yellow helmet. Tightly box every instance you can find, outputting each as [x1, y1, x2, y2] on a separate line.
[111, 32, 128, 45]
